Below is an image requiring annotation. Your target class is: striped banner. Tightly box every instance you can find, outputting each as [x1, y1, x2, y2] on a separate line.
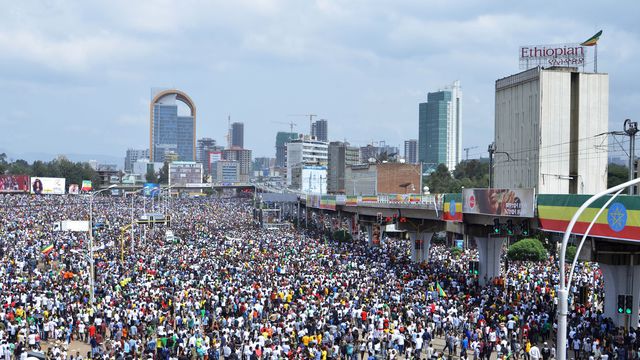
[442, 194, 463, 222]
[537, 194, 640, 242]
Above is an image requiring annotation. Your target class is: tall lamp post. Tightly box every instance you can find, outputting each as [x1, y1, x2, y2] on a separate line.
[88, 184, 117, 307]
[556, 176, 640, 360]
[488, 142, 514, 188]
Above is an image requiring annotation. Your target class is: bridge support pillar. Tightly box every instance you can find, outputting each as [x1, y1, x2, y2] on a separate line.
[475, 236, 506, 286]
[409, 231, 433, 264]
[600, 264, 640, 327]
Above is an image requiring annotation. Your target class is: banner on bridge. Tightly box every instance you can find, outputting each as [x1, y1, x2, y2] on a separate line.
[538, 194, 640, 242]
[443, 194, 463, 222]
[462, 188, 535, 218]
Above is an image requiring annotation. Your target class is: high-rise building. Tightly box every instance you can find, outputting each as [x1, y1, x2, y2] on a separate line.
[286, 135, 328, 187]
[494, 67, 608, 194]
[124, 148, 149, 173]
[150, 89, 196, 162]
[404, 140, 418, 164]
[222, 147, 252, 182]
[275, 132, 298, 168]
[418, 81, 462, 171]
[196, 138, 216, 163]
[231, 122, 244, 148]
[311, 119, 328, 142]
[328, 141, 360, 193]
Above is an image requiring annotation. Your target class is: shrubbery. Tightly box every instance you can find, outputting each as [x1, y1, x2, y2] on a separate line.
[507, 238, 548, 261]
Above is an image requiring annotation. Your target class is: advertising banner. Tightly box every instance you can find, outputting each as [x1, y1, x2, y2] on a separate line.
[81, 180, 92, 191]
[68, 184, 80, 195]
[462, 188, 535, 218]
[0, 175, 30, 193]
[31, 177, 66, 195]
[53, 220, 90, 232]
[443, 193, 463, 222]
[335, 195, 346, 206]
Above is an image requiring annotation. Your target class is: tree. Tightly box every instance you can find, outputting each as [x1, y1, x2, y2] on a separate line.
[608, 163, 628, 188]
[425, 164, 461, 193]
[158, 162, 169, 184]
[453, 159, 489, 188]
[507, 238, 548, 261]
[146, 168, 158, 183]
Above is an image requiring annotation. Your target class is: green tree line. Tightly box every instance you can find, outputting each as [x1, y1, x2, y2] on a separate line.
[0, 153, 101, 187]
[424, 160, 630, 193]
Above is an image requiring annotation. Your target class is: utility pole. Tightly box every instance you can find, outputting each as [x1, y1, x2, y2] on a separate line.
[624, 119, 639, 195]
[488, 142, 496, 188]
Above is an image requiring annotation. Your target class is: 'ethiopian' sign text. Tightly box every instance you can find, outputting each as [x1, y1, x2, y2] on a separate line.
[519, 43, 586, 69]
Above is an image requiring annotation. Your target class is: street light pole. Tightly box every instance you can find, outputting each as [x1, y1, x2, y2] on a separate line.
[556, 176, 640, 360]
[88, 184, 116, 307]
[624, 119, 638, 195]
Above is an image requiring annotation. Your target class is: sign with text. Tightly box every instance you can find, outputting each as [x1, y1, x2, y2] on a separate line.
[519, 43, 586, 69]
[462, 188, 535, 218]
[31, 177, 66, 195]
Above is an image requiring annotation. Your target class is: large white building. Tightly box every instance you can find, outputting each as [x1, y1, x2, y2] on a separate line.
[286, 135, 328, 188]
[494, 66, 608, 194]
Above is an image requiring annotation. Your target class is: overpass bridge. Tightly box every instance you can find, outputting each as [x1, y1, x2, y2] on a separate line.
[259, 188, 640, 327]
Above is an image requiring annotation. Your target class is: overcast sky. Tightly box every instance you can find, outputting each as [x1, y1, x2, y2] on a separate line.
[0, 0, 638, 163]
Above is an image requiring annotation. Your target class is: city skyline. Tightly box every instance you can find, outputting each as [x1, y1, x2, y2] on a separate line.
[0, 2, 638, 162]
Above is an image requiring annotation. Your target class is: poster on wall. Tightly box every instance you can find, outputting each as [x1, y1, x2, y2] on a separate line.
[30, 177, 66, 195]
[462, 188, 535, 218]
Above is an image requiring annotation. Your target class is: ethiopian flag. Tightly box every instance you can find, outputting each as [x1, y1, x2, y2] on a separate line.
[581, 30, 602, 46]
[41, 244, 54, 255]
[436, 282, 447, 298]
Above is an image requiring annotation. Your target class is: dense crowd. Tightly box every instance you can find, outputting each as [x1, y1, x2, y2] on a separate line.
[0, 193, 629, 360]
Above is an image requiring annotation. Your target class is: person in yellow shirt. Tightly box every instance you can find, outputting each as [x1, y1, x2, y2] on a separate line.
[302, 335, 310, 347]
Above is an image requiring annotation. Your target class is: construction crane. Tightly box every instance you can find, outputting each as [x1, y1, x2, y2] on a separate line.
[288, 114, 317, 135]
[272, 121, 298, 134]
[463, 146, 479, 160]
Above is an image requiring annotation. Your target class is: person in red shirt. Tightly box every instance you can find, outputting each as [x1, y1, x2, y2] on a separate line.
[88, 324, 96, 340]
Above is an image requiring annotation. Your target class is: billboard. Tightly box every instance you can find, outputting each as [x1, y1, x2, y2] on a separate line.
[53, 220, 90, 232]
[519, 43, 586, 69]
[169, 162, 203, 187]
[31, 177, 66, 195]
[143, 183, 160, 197]
[462, 188, 535, 218]
[0, 175, 30, 193]
[68, 184, 80, 195]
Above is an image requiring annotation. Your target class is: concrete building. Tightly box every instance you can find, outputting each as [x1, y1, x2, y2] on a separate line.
[311, 119, 328, 142]
[328, 141, 360, 194]
[196, 138, 223, 173]
[132, 159, 163, 178]
[494, 67, 608, 194]
[231, 122, 244, 148]
[211, 160, 240, 182]
[418, 81, 462, 171]
[286, 135, 328, 188]
[404, 140, 418, 164]
[150, 89, 196, 162]
[360, 142, 399, 163]
[345, 163, 422, 196]
[222, 147, 252, 182]
[124, 149, 149, 173]
[275, 132, 298, 168]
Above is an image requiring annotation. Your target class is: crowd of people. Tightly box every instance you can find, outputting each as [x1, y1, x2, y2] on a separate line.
[0, 193, 630, 360]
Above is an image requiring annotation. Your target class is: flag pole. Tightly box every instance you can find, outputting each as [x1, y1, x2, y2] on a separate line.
[594, 43, 598, 73]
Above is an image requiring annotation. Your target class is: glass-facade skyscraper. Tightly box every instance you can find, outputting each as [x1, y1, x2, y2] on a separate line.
[418, 81, 462, 172]
[150, 90, 196, 163]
